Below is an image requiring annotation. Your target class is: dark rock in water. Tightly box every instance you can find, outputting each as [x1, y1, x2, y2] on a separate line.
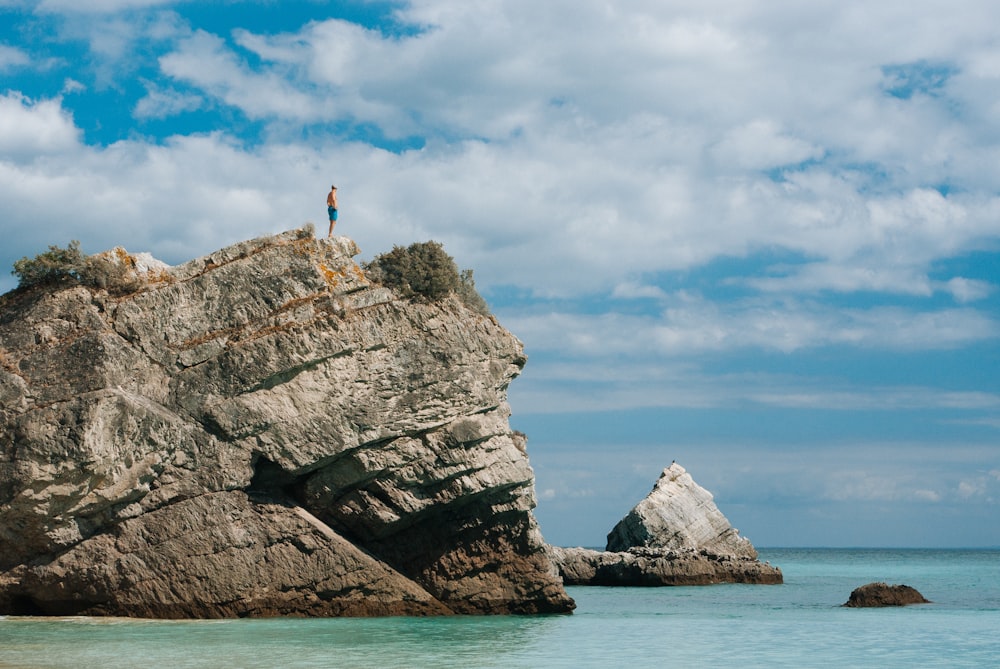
[549, 463, 782, 586]
[0, 227, 573, 618]
[843, 582, 931, 607]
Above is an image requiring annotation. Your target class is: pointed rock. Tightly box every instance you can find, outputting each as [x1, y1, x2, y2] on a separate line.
[549, 463, 782, 586]
[606, 462, 758, 559]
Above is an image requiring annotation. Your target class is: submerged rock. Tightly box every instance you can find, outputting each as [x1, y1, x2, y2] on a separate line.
[550, 463, 782, 586]
[0, 227, 573, 618]
[843, 582, 930, 607]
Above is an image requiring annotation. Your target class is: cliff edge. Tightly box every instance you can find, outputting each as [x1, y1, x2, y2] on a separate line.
[0, 227, 573, 617]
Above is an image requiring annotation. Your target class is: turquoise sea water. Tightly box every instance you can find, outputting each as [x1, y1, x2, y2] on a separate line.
[1, 549, 998, 668]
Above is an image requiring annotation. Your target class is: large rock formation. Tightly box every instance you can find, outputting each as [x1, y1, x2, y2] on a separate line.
[551, 463, 782, 585]
[0, 227, 574, 617]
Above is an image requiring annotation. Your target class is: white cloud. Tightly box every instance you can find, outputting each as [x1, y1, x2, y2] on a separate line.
[0, 44, 29, 71]
[0, 93, 80, 157]
[753, 388, 1000, 412]
[957, 480, 980, 498]
[509, 352, 1000, 414]
[710, 120, 823, 171]
[61, 79, 86, 94]
[827, 476, 948, 504]
[503, 300, 998, 358]
[133, 84, 202, 119]
[160, 30, 328, 122]
[942, 277, 994, 303]
[747, 264, 935, 297]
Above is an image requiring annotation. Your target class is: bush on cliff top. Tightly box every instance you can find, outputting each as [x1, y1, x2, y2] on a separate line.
[12, 241, 86, 287]
[11, 241, 139, 294]
[10, 237, 491, 315]
[364, 241, 491, 316]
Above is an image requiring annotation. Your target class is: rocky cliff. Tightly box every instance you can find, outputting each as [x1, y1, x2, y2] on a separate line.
[0, 227, 574, 617]
[551, 463, 782, 585]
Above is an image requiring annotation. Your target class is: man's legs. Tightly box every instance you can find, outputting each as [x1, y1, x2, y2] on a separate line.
[327, 208, 338, 236]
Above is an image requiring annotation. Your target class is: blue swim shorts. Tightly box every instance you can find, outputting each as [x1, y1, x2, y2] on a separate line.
[328, 207, 338, 221]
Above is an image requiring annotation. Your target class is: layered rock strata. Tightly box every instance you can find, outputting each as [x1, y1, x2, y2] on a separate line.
[0, 227, 574, 617]
[551, 463, 782, 586]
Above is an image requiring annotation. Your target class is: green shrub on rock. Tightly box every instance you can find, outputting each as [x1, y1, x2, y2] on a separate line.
[81, 253, 141, 293]
[11, 241, 139, 294]
[11, 241, 86, 288]
[365, 241, 491, 316]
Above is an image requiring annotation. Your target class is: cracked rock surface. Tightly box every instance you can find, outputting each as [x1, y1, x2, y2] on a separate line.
[0, 228, 573, 617]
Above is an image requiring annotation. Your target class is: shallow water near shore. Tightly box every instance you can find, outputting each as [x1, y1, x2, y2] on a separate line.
[2, 548, 997, 668]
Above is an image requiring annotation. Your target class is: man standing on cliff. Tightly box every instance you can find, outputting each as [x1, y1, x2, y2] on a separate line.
[327, 185, 338, 237]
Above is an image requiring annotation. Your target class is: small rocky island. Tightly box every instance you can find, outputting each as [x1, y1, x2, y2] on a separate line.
[550, 463, 783, 585]
[0, 228, 572, 617]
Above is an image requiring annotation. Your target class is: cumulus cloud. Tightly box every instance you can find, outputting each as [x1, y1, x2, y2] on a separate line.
[160, 30, 326, 122]
[0, 93, 80, 157]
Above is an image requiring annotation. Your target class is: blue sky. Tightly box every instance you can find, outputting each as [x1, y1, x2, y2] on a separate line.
[1, 0, 998, 548]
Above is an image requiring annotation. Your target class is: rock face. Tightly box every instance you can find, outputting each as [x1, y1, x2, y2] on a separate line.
[843, 582, 930, 608]
[550, 463, 782, 586]
[607, 463, 758, 558]
[0, 227, 574, 618]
